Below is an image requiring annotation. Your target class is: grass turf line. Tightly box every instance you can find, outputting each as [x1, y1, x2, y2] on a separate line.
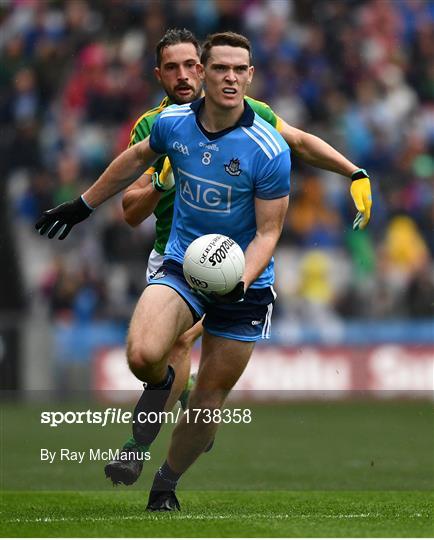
[1, 490, 433, 537]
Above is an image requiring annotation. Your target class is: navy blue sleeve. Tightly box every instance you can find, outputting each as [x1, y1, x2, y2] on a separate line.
[255, 149, 291, 200]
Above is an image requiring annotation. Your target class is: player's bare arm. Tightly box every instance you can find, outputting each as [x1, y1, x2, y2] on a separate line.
[278, 119, 372, 229]
[35, 137, 160, 239]
[242, 195, 289, 289]
[122, 173, 161, 227]
[279, 120, 357, 176]
[122, 157, 175, 226]
[82, 138, 159, 208]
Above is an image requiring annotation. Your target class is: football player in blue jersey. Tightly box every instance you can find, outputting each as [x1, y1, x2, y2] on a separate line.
[107, 28, 372, 489]
[36, 31, 291, 511]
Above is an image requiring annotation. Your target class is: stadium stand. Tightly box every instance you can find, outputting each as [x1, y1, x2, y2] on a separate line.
[1, 0, 433, 389]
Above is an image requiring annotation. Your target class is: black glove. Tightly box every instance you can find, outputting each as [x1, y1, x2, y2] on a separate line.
[35, 196, 93, 240]
[209, 281, 245, 304]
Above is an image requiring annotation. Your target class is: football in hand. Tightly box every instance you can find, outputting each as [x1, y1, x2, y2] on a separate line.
[183, 234, 245, 295]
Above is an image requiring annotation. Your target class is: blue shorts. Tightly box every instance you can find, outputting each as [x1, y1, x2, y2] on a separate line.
[148, 259, 276, 342]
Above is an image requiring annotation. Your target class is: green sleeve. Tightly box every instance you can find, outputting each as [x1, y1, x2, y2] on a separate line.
[124, 103, 174, 256]
[129, 117, 151, 146]
[128, 114, 165, 173]
[245, 96, 283, 132]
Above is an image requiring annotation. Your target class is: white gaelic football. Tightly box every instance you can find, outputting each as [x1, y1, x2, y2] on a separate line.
[183, 234, 245, 295]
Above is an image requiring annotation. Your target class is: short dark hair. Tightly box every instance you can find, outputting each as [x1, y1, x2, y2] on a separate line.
[155, 28, 201, 66]
[200, 32, 252, 66]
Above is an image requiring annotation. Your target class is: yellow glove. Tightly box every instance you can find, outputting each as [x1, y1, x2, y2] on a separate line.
[350, 169, 372, 230]
[152, 157, 175, 192]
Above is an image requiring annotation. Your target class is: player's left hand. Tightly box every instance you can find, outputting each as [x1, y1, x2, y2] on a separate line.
[350, 169, 372, 230]
[209, 281, 245, 304]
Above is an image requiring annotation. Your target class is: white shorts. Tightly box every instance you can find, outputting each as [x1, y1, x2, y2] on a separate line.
[146, 248, 164, 283]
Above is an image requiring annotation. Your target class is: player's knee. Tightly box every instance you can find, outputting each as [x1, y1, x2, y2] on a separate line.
[126, 340, 165, 374]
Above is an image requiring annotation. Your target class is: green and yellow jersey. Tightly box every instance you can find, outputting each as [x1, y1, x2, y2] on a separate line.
[128, 96, 284, 255]
[128, 96, 174, 255]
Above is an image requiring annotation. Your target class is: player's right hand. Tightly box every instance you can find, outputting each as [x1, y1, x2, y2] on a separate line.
[152, 157, 175, 192]
[35, 196, 93, 240]
[209, 281, 245, 304]
[194, 281, 245, 305]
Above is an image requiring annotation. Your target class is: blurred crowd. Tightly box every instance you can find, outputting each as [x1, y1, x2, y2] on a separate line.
[1, 0, 433, 324]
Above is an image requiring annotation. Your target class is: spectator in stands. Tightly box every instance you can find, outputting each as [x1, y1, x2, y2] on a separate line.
[1, 0, 432, 324]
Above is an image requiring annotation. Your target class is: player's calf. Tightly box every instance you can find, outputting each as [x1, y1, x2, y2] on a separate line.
[132, 365, 175, 445]
[104, 366, 175, 487]
[105, 370, 198, 487]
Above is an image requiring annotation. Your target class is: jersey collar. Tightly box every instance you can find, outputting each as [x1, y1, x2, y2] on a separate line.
[189, 97, 254, 140]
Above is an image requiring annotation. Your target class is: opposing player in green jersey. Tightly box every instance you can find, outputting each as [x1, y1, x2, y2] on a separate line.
[105, 28, 373, 488]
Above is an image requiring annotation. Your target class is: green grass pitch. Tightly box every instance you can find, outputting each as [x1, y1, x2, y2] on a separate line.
[2, 490, 432, 537]
[1, 399, 433, 537]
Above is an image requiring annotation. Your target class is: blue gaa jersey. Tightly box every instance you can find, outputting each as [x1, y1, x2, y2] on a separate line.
[149, 98, 291, 289]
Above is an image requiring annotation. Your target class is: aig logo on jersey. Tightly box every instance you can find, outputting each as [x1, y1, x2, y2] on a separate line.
[173, 141, 189, 155]
[178, 168, 231, 214]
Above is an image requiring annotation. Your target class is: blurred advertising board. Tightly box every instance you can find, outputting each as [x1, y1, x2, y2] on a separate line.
[93, 345, 433, 399]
